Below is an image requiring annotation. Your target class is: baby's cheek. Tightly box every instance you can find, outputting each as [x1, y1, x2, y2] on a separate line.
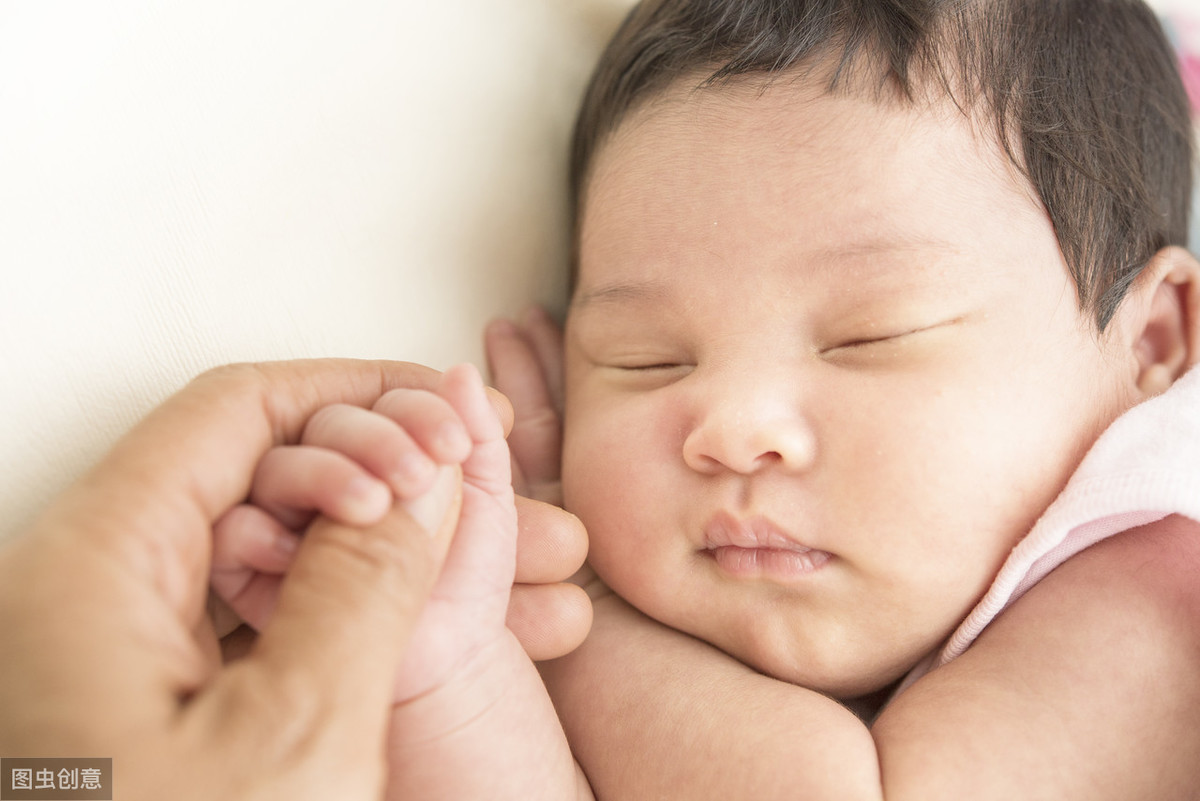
[562, 456, 644, 585]
[563, 394, 690, 607]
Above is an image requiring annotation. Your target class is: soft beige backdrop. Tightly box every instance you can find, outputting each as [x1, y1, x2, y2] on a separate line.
[0, 0, 1186, 543]
[0, 1, 636, 542]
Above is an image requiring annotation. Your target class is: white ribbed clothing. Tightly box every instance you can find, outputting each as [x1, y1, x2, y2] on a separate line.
[899, 365, 1200, 691]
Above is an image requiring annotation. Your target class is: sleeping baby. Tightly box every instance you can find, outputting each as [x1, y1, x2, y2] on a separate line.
[212, 0, 1200, 798]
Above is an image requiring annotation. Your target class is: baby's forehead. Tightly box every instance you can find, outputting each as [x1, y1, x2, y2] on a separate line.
[572, 71, 1073, 322]
[583, 73, 1031, 234]
[589, 66, 1019, 190]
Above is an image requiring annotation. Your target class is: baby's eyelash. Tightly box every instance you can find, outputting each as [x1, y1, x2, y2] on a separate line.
[614, 362, 682, 371]
[826, 318, 962, 354]
[837, 332, 911, 349]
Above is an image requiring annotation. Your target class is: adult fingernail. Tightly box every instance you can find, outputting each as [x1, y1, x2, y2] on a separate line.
[402, 465, 459, 535]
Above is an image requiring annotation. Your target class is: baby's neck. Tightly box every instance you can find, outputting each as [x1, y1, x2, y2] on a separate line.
[841, 681, 900, 724]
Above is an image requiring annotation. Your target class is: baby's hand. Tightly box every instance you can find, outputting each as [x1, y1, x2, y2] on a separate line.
[485, 307, 564, 507]
[210, 368, 474, 631]
[211, 364, 519, 701]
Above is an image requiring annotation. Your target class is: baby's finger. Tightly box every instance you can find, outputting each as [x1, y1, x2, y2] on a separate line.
[485, 319, 562, 488]
[438, 364, 512, 502]
[372, 388, 473, 465]
[211, 504, 296, 629]
[507, 583, 592, 662]
[303, 403, 445, 497]
[212, 503, 300, 575]
[252, 446, 392, 529]
[438, 363, 505, 444]
[514, 495, 587, 584]
[520, 306, 565, 412]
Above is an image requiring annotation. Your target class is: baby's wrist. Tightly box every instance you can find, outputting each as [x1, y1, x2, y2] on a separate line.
[388, 630, 530, 743]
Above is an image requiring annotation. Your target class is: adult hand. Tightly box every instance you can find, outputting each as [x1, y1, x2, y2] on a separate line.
[0, 359, 580, 801]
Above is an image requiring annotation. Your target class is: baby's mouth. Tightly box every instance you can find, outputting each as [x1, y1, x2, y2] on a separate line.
[702, 511, 832, 580]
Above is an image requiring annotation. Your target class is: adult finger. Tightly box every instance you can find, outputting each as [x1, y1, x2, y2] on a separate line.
[198, 466, 463, 766]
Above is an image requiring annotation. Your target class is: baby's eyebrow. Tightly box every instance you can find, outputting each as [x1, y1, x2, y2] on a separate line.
[571, 236, 966, 313]
[809, 233, 961, 265]
[794, 234, 968, 287]
[570, 280, 671, 311]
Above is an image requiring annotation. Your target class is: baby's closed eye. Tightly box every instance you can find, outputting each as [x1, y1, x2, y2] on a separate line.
[817, 317, 965, 364]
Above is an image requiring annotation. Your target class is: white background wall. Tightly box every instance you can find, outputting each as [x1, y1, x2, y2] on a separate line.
[0, 1, 635, 541]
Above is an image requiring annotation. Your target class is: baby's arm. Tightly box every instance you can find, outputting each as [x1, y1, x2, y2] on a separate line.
[542, 514, 1200, 800]
[212, 364, 591, 801]
[379, 366, 589, 800]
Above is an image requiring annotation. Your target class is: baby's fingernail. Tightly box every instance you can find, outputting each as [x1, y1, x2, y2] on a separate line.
[274, 530, 300, 558]
[344, 477, 392, 522]
[434, 421, 472, 460]
[402, 465, 460, 536]
[393, 452, 434, 490]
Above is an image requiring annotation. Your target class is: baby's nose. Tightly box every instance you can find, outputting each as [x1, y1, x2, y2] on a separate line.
[681, 375, 816, 476]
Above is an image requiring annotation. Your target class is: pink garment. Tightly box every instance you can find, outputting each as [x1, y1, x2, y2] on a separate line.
[899, 365, 1200, 691]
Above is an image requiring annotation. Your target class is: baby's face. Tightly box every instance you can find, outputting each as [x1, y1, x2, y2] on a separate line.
[562, 77, 1143, 698]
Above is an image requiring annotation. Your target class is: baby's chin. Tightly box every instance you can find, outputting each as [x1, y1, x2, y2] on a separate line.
[661, 609, 930, 703]
[692, 618, 905, 720]
[737, 642, 916, 702]
[598, 557, 939, 701]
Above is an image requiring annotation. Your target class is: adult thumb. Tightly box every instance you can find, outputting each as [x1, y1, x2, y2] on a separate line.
[204, 465, 462, 781]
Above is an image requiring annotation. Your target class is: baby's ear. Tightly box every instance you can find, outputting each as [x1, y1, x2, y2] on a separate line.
[1119, 246, 1200, 396]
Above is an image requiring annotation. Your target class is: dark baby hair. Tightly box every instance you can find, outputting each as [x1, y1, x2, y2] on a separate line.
[569, 0, 1194, 330]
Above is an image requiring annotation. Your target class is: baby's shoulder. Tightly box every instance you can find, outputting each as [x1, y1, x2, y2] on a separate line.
[1062, 513, 1200, 597]
[1006, 513, 1200, 660]
[876, 515, 1200, 795]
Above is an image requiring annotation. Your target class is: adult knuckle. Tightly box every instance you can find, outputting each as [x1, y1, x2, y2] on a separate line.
[194, 361, 268, 389]
[191, 362, 276, 417]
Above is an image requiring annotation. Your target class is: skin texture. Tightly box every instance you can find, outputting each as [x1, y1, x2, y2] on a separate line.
[562, 77, 1149, 697]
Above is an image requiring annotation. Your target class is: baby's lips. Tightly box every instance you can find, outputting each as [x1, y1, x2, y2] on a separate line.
[401, 464, 462, 536]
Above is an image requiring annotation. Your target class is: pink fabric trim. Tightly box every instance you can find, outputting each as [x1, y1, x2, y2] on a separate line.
[897, 366, 1200, 692]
